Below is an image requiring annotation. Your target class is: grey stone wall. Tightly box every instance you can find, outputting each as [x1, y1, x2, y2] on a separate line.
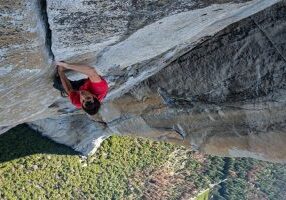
[0, 0, 285, 162]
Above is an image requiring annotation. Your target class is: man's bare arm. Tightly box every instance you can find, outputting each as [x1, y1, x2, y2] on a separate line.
[56, 61, 101, 82]
[58, 66, 74, 94]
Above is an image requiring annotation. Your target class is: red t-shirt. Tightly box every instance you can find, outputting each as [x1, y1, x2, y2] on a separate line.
[68, 78, 108, 108]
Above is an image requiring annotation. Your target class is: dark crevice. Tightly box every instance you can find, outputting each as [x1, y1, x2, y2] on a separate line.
[217, 157, 233, 198]
[39, 0, 54, 60]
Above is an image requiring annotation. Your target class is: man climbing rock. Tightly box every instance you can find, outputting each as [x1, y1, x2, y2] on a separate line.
[53, 61, 108, 115]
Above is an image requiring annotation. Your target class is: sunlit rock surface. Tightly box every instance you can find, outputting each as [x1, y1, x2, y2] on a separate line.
[0, 0, 56, 127]
[47, 0, 279, 98]
[1, 0, 286, 162]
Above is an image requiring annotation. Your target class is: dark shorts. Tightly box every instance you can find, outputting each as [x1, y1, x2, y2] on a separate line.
[53, 75, 87, 94]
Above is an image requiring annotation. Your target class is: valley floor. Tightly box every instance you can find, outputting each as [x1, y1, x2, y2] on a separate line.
[0, 125, 285, 199]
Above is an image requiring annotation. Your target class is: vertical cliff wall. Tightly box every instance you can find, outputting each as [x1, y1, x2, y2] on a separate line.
[1, 0, 285, 162]
[0, 0, 56, 126]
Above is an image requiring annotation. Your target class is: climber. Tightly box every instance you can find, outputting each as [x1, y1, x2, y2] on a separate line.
[53, 61, 108, 115]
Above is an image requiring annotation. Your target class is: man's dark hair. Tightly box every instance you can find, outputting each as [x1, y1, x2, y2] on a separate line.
[82, 98, 101, 115]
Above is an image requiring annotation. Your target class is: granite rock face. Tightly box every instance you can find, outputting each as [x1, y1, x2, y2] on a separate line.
[1, 0, 286, 162]
[47, 0, 280, 99]
[0, 0, 56, 127]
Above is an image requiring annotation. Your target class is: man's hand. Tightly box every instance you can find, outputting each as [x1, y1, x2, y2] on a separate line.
[57, 66, 65, 73]
[56, 61, 68, 68]
[56, 61, 68, 74]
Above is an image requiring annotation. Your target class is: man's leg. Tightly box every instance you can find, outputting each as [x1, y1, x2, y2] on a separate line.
[53, 73, 66, 96]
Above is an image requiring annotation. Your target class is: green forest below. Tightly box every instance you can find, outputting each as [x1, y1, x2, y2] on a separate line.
[0, 125, 285, 200]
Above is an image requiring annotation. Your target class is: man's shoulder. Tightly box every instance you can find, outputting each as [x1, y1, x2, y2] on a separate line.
[91, 77, 108, 88]
[89, 73, 102, 83]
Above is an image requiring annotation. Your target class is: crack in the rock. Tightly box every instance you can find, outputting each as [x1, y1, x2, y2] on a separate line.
[39, 0, 54, 60]
[251, 18, 286, 64]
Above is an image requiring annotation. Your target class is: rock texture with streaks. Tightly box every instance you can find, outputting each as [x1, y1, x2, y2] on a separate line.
[1, 0, 286, 163]
[0, 0, 55, 126]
